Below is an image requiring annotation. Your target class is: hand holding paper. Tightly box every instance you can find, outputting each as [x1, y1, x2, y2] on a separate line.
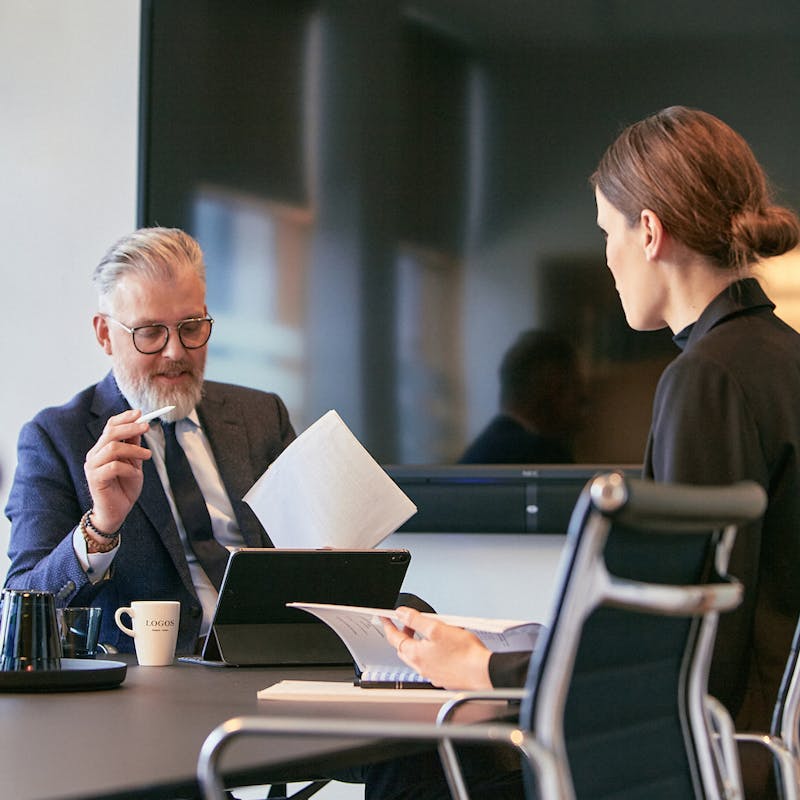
[287, 602, 543, 686]
[244, 410, 417, 549]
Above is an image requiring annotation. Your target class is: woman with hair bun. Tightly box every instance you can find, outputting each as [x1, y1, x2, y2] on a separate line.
[369, 107, 800, 799]
[590, 105, 800, 798]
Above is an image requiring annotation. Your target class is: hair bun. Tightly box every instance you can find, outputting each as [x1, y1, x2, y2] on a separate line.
[730, 206, 800, 263]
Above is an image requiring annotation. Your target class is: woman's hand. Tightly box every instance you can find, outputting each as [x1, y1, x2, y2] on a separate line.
[381, 606, 493, 690]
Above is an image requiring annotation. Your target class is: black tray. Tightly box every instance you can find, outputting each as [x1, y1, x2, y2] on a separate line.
[0, 658, 127, 693]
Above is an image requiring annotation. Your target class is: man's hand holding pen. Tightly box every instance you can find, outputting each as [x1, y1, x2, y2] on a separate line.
[83, 409, 154, 535]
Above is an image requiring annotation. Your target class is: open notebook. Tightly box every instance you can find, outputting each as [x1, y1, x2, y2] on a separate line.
[191, 548, 411, 666]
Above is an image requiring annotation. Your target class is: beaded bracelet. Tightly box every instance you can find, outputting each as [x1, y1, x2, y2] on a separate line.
[82, 508, 121, 540]
[81, 525, 119, 554]
[80, 509, 120, 554]
[80, 510, 119, 554]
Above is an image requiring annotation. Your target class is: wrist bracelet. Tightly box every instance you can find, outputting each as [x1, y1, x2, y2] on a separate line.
[80, 524, 119, 554]
[81, 509, 121, 540]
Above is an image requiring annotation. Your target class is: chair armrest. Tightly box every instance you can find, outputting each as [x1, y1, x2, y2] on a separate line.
[435, 689, 527, 724]
[432, 688, 529, 798]
[604, 575, 742, 616]
[735, 733, 800, 800]
[197, 714, 560, 800]
[704, 694, 744, 799]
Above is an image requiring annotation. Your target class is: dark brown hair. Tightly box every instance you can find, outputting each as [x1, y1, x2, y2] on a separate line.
[591, 106, 800, 271]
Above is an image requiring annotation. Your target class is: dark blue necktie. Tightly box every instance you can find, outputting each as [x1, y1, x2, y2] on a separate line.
[162, 421, 228, 590]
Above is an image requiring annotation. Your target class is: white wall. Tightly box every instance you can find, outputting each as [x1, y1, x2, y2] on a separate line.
[0, 0, 141, 573]
[385, 532, 564, 622]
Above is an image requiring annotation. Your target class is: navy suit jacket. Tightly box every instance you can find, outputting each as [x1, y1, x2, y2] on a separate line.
[4, 372, 295, 654]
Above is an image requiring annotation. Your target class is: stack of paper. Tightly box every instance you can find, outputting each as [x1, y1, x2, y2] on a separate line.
[244, 410, 417, 549]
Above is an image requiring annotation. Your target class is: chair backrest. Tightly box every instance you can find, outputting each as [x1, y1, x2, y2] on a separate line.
[519, 471, 766, 800]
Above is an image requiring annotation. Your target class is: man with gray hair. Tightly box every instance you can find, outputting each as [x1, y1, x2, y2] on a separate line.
[4, 227, 295, 654]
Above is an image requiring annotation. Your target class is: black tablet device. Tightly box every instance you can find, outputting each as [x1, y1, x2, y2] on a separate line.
[196, 548, 411, 666]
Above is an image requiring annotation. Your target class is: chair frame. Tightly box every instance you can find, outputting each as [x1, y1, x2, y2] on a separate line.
[199, 711, 558, 800]
[197, 472, 766, 800]
[707, 613, 800, 800]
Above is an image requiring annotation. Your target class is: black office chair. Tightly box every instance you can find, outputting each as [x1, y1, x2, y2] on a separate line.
[197, 472, 766, 800]
[708, 613, 800, 800]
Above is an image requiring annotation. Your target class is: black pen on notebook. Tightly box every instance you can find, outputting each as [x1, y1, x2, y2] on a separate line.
[139, 405, 176, 424]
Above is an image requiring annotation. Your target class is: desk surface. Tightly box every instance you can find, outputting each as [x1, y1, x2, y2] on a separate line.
[0, 655, 503, 800]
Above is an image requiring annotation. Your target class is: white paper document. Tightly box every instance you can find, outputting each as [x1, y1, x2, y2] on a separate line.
[288, 602, 544, 685]
[243, 410, 417, 549]
[258, 679, 463, 703]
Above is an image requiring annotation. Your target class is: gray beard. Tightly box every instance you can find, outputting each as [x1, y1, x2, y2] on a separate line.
[113, 362, 204, 423]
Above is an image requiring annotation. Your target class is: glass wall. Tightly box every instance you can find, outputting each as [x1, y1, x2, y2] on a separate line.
[139, 0, 800, 463]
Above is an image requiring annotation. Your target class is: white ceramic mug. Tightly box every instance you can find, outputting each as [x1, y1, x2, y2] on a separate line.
[114, 601, 180, 666]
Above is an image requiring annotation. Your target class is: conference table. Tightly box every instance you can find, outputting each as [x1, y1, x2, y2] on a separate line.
[0, 655, 511, 800]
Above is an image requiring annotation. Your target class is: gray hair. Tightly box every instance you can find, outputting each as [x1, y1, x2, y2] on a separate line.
[93, 227, 206, 311]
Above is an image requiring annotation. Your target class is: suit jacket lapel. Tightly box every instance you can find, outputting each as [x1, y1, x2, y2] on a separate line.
[88, 372, 197, 594]
[198, 387, 269, 547]
[87, 372, 129, 440]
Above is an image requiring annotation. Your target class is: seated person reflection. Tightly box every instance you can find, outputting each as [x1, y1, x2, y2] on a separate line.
[3, 228, 296, 654]
[458, 329, 585, 464]
[365, 107, 800, 800]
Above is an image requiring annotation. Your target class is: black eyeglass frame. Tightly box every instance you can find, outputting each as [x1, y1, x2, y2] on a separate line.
[104, 315, 214, 354]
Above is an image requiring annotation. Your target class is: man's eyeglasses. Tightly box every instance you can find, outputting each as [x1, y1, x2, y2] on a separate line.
[104, 315, 214, 355]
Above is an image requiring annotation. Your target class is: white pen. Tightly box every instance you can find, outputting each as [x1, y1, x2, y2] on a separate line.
[138, 405, 176, 424]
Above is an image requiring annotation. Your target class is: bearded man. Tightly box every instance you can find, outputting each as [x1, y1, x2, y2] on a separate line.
[4, 228, 295, 653]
